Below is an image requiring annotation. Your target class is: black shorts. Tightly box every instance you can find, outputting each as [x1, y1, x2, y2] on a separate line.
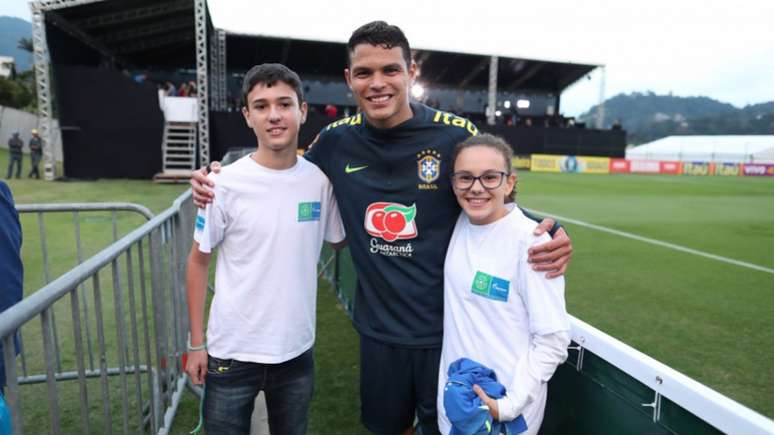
[359, 334, 442, 435]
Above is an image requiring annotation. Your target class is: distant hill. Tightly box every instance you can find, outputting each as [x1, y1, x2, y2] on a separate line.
[578, 92, 774, 144]
[0, 16, 32, 71]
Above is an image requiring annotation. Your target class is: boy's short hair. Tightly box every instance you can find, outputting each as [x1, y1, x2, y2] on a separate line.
[241, 63, 304, 108]
[347, 21, 412, 67]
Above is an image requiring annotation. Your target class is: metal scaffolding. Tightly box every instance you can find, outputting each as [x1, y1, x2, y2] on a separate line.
[30, 0, 107, 181]
[216, 29, 227, 110]
[194, 0, 210, 166]
[208, 29, 227, 111]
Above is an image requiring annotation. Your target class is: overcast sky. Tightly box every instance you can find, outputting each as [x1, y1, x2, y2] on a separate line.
[4, 0, 773, 116]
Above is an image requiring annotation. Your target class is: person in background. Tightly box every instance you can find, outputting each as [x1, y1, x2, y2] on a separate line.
[164, 81, 177, 96]
[28, 129, 42, 179]
[6, 132, 23, 180]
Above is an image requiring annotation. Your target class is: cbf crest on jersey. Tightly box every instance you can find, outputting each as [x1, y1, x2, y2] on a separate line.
[417, 149, 441, 190]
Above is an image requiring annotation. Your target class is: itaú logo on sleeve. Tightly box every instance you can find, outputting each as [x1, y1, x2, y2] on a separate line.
[364, 202, 418, 242]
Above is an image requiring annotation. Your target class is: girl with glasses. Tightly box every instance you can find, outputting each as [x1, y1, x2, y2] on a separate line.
[437, 134, 571, 435]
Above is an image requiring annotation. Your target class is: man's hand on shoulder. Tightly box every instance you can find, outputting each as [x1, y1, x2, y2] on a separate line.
[191, 162, 221, 208]
[529, 218, 572, 279]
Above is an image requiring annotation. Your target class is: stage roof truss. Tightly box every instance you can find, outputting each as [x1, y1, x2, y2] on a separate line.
[74, 0, 192, 29]
[99, 16, 193, 44]
[47, 9, 126, 66]
[113, 32, 194, 55]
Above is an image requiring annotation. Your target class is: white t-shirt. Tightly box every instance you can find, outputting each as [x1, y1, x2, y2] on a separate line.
[438, 205, 570, 434]
[193, 155, 345, 364]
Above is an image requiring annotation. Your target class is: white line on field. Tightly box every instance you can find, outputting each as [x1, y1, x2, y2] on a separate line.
[526, 209, 774, 275]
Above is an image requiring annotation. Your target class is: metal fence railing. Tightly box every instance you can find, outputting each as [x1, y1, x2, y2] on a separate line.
[1, 191, 196, 435]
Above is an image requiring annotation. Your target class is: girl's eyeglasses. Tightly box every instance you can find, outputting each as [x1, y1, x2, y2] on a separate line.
[450, 171, 509, 190]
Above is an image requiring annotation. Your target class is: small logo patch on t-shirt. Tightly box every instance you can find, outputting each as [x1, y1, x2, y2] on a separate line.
[298, 202, 321, 222]
[195, 215, 206, 230]
[471, 271, 510, 302]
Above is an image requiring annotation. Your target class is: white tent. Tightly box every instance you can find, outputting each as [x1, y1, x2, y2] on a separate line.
[626, 135, 774, 163]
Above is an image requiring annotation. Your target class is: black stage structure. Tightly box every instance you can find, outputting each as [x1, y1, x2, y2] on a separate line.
[34, 0, 625, 179]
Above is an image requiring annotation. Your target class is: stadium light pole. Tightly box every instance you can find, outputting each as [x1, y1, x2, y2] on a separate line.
[595, 66, 606, 129]
[487, 56, 498, 126]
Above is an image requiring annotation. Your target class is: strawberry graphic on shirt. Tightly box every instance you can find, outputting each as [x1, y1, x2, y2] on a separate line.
[364, 202, 418, 241]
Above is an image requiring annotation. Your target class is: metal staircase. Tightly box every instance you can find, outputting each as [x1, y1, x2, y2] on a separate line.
[155, 121, 197, 182]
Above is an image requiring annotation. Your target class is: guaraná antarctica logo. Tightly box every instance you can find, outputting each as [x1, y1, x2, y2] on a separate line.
[364, 202, 418, 257]
[364, 202, 418, 241]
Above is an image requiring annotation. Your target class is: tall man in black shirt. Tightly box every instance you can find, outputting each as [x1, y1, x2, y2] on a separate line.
[191, 21, 572, 435]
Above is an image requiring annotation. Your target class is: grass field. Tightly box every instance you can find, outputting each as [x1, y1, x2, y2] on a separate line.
[516, 171, 774, 418]
[2, 147, 772, 433]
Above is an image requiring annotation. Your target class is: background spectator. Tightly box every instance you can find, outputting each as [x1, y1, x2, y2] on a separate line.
[5, 132, 22, 179]
[28, 129, 42, 179]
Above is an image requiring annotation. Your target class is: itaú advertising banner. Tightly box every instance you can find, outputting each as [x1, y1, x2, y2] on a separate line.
[659, 161, 682, 174]
[609, 159, 630, 173]
[714, 163, 742, 176]
[531, 155, 563, 172]
[511, 155, 531, 169]
[742, 163, 774, 176]
[682, 161, 715, 176]
[629, 160, 661, 174]
[530, 155, 610, 174]
[577, 156, 611, 174]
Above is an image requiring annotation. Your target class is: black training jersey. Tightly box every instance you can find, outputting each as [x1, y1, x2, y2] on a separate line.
[305, 103, 478, 347]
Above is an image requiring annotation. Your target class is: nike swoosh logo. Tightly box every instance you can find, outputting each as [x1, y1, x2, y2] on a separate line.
[345, 164, 368, 174]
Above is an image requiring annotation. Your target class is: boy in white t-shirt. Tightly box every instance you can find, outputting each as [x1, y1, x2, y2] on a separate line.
[185, 64, 345, 434]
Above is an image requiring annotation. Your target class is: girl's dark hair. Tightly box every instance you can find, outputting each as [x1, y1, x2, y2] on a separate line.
[451, 133, 517, 202]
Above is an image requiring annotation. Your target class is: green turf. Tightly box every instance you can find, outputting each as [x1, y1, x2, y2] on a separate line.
[3, 145, 772, 431]
[515, 171, 774, 417]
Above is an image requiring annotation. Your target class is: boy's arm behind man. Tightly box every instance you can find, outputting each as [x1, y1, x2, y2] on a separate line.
[186, 242, 211, 385]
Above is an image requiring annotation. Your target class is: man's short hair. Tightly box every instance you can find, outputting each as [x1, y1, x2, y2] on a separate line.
[241, 63, 304, 108]
[347, 21, 412, 67]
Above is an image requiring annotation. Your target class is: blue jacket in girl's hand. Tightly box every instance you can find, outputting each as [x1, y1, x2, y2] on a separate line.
[443, 358, 527, 435]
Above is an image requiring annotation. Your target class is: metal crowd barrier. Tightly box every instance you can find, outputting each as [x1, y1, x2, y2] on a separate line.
[1, 191, 196, 434]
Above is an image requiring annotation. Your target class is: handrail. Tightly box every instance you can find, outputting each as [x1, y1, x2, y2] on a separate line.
[570, 316, 774, 434]
[16, 202, 154, 220]
[0, 190, 192, 339]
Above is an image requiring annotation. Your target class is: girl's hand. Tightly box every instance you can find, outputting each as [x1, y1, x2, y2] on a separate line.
[472, 384, 500, 421]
